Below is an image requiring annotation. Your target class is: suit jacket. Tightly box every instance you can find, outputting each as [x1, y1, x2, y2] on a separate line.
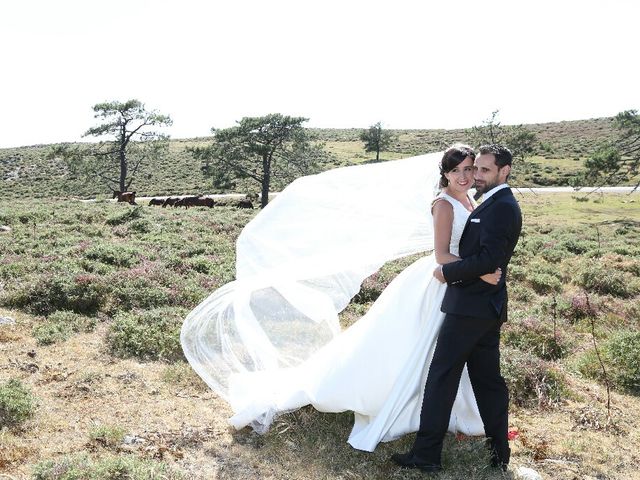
[441, 187, 522, 321]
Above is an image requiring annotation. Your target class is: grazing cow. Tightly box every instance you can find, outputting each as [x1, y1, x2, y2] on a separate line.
[175, 196, 215, 208]
[148, 198, 164, 206]
[162, 197, 180, 208]
[236, 199, 253, 209]
[175, 196, 199, 208]
[113, 191, 137, 205]
[195, 197, 215, 208]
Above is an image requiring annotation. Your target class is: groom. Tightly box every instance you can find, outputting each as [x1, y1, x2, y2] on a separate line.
[392, 144, 522, 472]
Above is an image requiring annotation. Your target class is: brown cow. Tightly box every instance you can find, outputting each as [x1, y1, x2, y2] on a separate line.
[162, 197, 180, 208]
[195, 197, 215, 208]
[175, 196, 215, 208]
[113, 191, 137, 205]
[236, 199, 253, 209]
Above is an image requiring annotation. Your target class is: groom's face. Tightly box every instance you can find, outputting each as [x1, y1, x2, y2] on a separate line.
[474, 154, 510, 194]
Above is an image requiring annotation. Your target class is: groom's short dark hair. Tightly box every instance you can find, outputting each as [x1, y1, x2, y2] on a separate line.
[478, 144, 513, 169]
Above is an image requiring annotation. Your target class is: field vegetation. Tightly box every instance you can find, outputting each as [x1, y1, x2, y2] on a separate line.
[0, 189, 639, 479]
[2, 117, 636, 200]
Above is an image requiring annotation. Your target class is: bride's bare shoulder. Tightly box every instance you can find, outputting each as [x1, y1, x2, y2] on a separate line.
[431, 195, 454, 214]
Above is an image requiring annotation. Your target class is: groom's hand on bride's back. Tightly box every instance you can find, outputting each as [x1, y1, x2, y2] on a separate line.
[480, 267, 502, 285]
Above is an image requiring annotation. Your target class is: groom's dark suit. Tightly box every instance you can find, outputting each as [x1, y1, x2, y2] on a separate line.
[414, 186, 522, 466]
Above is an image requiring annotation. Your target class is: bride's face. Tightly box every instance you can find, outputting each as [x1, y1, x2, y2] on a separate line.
[444, 156, 474, 194]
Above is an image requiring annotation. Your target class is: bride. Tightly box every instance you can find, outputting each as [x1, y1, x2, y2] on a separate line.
[181, 144, 501, 451]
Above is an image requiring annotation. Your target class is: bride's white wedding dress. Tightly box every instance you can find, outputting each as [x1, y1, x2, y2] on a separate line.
[181, 153, 484, 452]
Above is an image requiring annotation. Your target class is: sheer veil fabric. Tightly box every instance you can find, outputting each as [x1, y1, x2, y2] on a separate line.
[180, 152, 483, 447]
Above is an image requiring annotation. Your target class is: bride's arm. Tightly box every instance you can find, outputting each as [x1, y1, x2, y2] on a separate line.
[432, 199, 501, 285]
[431, 199, 460, 265]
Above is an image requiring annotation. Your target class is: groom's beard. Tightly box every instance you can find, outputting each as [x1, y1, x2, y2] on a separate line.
[475, 179, 498, 194]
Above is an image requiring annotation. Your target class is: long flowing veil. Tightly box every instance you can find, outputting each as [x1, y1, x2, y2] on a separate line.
[180, 152, 443, 405]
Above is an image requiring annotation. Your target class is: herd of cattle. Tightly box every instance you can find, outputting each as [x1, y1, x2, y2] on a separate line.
[112, 191, 254, 209]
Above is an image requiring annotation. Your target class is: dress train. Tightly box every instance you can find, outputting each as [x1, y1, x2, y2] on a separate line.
[227, 253, 484, 451]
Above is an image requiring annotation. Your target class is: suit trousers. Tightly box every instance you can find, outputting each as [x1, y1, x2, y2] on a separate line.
[413, 313, 510, 465]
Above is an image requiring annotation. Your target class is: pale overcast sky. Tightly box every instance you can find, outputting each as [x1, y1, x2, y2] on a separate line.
[1, 0, 638, 148]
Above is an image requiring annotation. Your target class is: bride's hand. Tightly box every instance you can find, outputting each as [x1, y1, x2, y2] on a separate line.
[480, 268, 502, 285]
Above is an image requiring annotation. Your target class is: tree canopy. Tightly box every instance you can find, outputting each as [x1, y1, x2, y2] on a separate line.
[584, 110, 640, 190]
[53, 99, 172, 193]
[468, 110, 537, 164]
[192, 113, 331, 208]
[360, 122, 396, 162]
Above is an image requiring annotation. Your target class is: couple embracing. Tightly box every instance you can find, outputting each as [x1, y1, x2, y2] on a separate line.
[391, 144, 522, 472]
[181, 144, 522, 473]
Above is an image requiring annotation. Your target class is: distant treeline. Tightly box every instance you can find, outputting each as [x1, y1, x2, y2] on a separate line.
[0, 118, 618, 199]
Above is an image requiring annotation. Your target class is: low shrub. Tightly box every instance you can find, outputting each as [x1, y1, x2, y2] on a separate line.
[185, 256, 217, 274]
[107, 307, 187, 362]
[561, 292, 599, 322]
[32, 454, 182, 480]
[5, 272, 105, 315]
[0, 379, 36, 429]
[577, 330, 640, 394]
[105, 205, 144, 226]
[89, 425, 126, 449]
[84, 243, 141, 268]
[540, 244, 565, 263]
[32, 310, 96, 345]
[560, 237, 595, 255]
[33, 321, 71, 346]
[103, 277, 172, 313]
[503, 316, 568, 360]
[579, 264, 638, 298]
[508, 264, 527, 282]
[510, 283, 535, 302]
[529, 272, 562, 294]
[501, 347, 568, 408]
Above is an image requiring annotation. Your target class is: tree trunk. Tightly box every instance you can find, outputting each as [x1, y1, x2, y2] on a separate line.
[119, 127, 127, 192]
[376, 146, 380, 162]
[261, 152, 270, 208]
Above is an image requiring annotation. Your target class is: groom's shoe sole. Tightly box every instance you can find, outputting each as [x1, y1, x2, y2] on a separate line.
[390, 452, 442, 473]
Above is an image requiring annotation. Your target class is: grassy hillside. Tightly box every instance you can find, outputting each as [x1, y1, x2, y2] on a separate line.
[0, 193, 639, 479]
[0, 118, 622, 199]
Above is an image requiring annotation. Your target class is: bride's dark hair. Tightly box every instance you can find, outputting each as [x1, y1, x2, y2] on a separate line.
[439, 144, 476, 188]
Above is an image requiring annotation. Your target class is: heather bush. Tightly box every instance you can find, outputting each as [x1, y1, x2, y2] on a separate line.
[33, 454, 182, 480]
[84, 243, 141, 268]
[562, 292, 599, 322]
[510, 283, 535, 302]
[33, 310, 96, 345]
[577, 330, 640, 394]
[501, 347, 567, 408]
[529, 272, 562, 294]
[0, 379, 35, 429]
[579, 262, 638, 298]
[107, 307, 187, 361]
[105, 205, 145, 226]
[3, 272, 105, 315]
[502, 316, 568, 360]
[88, 425, 126, 449]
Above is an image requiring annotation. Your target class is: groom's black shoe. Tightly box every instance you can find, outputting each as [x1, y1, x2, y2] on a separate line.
[490, 454, 509, 472]
[489, 443, 510, 472]
[390, 452, 442, 473]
